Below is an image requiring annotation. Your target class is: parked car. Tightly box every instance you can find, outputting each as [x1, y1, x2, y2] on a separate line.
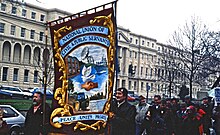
[0, 90, 13, 99]
[0, 85, 32, 99]
[128, 90, 139, 100]
[127, 94, 136, 102]
[31, 87, 54, 99]
[113, 92, 136, 102]
[0, 105, 25, 135]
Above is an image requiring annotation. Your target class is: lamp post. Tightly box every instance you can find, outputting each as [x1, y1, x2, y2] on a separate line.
[43, 23, 48, 126]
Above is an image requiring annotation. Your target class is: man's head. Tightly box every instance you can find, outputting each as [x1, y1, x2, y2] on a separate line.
[171, 97, 178, 105]
[184, 95, 191, 103]
[138, 95, 146, 105]
[115, 87, 128, 103]
[33, 91, 43, 106]
[154, 95, 161, 105]
[202, 96, 209, 104]
[186, 105, 196, 116]
[180, 102, 187, 111]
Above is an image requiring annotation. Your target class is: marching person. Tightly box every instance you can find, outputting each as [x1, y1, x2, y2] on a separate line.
[212, 103, 220, 135]
[110, 87, 136, 135]
[145, 95, 168, 135]
[24, 91, 51, 135]
[182, 105, 202, 135]
[200, 96, 213, 135]
[135, 95, 149, 135]
[184, 95, 194, 107]
[0, 108, 8, 135]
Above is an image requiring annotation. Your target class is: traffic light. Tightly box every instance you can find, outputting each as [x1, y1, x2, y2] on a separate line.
[131, 67, 135, 75]
[128, 64, 135, 75]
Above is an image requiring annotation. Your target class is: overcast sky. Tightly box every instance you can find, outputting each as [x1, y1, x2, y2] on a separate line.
[25, 0, 220, 43]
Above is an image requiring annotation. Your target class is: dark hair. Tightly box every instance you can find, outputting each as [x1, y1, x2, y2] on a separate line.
[154, 95, 161, 100]
[34, 91, 43, 99]
[116, 87, 128, 98]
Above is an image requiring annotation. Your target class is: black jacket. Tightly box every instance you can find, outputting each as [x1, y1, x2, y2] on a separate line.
[110, 100, 136, 135]
[24, 103, 51, 135]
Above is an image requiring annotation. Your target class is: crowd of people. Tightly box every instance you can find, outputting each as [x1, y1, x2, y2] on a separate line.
[109, 87, 220, 135]
[1, 87, 219, 135]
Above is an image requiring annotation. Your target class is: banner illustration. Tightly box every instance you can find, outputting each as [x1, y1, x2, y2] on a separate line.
[48, 2, 117, 134]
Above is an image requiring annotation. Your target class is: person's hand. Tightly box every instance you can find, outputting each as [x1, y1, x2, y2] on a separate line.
[109, 112, 115, 119]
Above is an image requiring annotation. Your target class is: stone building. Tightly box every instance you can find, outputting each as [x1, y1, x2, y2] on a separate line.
[0, 1, 72, 89]
[0, 1, 207, 98]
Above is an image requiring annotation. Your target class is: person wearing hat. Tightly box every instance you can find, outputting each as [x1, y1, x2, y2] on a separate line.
[182, 105, 202, 135]
[184, 95, 194, 107]
[200, 96, 213, 135]
[110, 87, 136, 135]
[135, 95, 149, 135]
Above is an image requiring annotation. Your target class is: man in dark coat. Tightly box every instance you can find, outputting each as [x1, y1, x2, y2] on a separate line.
[24, 91, 51, 135]
[182, 105, 201, 135]
[145, 96, 169, 135]
[200, 96, 213, 135]
[110, 87, 136, 135]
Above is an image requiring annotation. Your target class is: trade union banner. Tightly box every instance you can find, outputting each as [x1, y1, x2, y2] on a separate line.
[48, 1, 117, 134]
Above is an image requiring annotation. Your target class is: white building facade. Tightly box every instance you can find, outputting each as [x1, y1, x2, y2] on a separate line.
[0, 1, 72, 89]
[0, 1, 204, 98]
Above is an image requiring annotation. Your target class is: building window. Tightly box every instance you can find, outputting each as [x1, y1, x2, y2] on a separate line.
[129, 51, 132, 58]
[13, 68, 19, 81]
[142, 40, 145, 45]
[150, 68, 153, 77]
[134, 52, 137, 59]
[158, 47, 160, 52]
[34, 70, 38, 83]
[122, 80, 126, 88]
[134, 66, 137, 75]
[10, 25, 16, 35]
[141, 67, 143, 76]
[151, 83, 153, 91]
[39, 32, 44, 41]
[141, 82, 144, 90]
[145, 68, 148, 77]
[158, 58, 160, 65]
[152, 43, 154, 48]
[129, 81, 131, 90]
[2, 67, 8, 81]
[11, 6, 17, 14]
[0, 23, 5, 33]
[24, 69, 29, 82]
[20, 27, 26, 37]
[134, 81, 137, 90]
[135, 39, 138, 44]
[22, 9, 26, 17]
[31, 12, 36, 19]
[40, 14, 45, 21]
[1, 3, 6, 11]
[130, 37, 132, 43]
[30, 30, 35, 39]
